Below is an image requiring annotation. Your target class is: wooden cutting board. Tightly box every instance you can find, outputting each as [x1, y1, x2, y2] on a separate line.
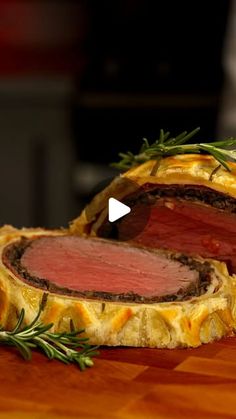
[1, 337, 236, 419]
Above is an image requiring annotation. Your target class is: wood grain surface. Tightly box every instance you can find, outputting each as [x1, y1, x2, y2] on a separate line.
[1, 337, 236, 418]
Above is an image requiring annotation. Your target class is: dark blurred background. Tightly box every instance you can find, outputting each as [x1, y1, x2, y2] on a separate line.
[0, 0, 231, 228]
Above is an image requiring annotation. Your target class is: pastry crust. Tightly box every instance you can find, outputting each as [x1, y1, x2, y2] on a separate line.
[70, 154, 236, 236]
[0, 225, 234, 348]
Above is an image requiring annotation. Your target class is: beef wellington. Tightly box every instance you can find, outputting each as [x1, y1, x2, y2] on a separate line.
[1, 154, 236, 348]
[0, 222, 234, 348]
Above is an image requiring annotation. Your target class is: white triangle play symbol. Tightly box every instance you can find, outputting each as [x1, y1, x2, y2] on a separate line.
[108, 197, 131, 222]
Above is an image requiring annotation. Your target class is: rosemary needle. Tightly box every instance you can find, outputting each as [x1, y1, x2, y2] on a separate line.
[0, 295, 99, 371]
[112, 128, 236, 172]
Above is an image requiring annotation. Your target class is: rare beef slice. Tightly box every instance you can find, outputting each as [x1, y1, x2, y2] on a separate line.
[3, 235, 212, 303]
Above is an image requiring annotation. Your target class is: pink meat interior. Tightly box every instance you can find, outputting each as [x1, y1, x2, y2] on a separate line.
[119, 197, 236, 271]
[20, 236, 198, 297]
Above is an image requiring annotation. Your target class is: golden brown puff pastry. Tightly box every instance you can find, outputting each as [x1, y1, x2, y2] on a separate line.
[0, 223, 235, 349]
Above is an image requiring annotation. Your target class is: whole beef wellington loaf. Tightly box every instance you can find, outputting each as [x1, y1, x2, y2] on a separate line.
[0, 225, 234, 348]
[71, 154, 236, 275]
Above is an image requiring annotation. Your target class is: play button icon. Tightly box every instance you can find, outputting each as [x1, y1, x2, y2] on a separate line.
[108, 198, 131, 222]
[85, 176, 151, 241]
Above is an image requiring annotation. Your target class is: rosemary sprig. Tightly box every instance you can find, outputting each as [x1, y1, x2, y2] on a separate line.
[0, 297, 99, 371]
[112, 128, 236, 172]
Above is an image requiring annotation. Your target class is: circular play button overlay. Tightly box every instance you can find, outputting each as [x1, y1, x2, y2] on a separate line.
[85, 177, 153, 241]
[108, 197, 131, 222]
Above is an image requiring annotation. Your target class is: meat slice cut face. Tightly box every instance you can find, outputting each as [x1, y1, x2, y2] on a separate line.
[98, 185, 236, 274]
[2, 235, 214, 303]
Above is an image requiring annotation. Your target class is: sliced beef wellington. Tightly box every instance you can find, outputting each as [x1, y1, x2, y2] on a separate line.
[0, 225, 234, 348]
[71, 154, 236, 275]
